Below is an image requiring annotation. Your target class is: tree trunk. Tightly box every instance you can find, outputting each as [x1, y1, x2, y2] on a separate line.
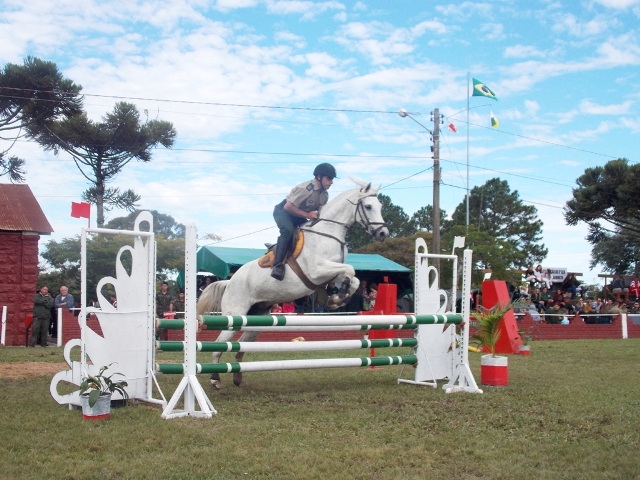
[96, 181, 105, 228]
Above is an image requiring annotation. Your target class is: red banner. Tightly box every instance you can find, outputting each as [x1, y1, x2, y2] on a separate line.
[71, 201, 91, 219]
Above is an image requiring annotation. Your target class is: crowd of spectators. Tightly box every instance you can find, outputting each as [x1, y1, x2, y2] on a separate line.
[514, 269, 640, 325]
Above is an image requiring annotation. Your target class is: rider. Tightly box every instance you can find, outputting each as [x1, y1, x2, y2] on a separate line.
[271, 162, 337, 281]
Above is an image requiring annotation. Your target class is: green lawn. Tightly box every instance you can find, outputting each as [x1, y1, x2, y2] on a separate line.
[1, 339, 639, 479]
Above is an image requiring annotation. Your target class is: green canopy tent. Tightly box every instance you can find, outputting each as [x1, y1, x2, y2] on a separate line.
[177, 246, 412, 291]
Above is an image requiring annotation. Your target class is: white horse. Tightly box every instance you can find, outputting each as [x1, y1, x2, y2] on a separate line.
[196, 179, 389, 388]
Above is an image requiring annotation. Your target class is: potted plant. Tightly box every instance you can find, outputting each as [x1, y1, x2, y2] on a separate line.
[79, 364, 129, 420]
[471, 303, 512, 386]
[517, 327, 531, 355]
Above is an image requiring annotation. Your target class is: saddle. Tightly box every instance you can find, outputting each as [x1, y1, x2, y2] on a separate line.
[258, 230, 304, 268]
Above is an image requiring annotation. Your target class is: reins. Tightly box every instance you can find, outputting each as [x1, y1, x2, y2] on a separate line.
[299, 194, 387, 248]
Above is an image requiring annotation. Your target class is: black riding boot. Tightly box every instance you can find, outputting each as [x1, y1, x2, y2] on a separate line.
[271, 237, 290, 281]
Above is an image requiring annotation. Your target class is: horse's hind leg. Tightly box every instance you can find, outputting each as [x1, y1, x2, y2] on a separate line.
[233, 331, 260, 387]
[210, 330, 236, 389]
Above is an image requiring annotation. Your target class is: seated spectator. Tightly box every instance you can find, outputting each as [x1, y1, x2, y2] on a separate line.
[271, 303, 283, 313]
[524, 265, 537, 285]
[530, 287, 542, 311]
[561, 273, 579, 299]
[541, 268, 553, 289]
[629, 275, 640, 300]
[606, 301, 622, 324]
[630, 301, 640, 314]
[540, 287, 552, 309]
[610, 273, 629, 303]
[553, 288, 565, 304]
[545, 303, 562, 324]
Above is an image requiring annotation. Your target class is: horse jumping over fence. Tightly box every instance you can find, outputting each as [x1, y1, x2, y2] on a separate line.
[197, 179, 389, 389]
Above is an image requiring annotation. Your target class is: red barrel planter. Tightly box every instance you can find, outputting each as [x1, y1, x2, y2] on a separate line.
[481, 355, 508, 386]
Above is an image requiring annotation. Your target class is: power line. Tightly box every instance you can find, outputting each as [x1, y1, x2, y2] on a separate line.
[0, 88, 405, 114]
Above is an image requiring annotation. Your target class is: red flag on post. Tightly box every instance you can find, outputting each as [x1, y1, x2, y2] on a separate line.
[448, 122, 458, 133]
[71, 202, 91, 227]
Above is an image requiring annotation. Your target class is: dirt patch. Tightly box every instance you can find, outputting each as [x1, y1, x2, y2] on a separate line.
[0, 362, 68, 380]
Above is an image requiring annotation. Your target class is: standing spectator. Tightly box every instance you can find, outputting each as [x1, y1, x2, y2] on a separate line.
[326, 280, 339, 297]
[197, 276, 213, 299]
[30, 286, 54, 347]
[52, 286, 74, 338]
[282, 301, 295, 314]
[365, 283, 378, 311]
[347, 285, 365, 313]
[109, 294, 117, 308]
[171, 291, 185, 319]
[629, 275, 640, 300]
[156, 281, 173, 319]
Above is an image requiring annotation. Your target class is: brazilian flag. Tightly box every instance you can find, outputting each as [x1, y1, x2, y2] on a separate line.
[472, 78, 498, 101]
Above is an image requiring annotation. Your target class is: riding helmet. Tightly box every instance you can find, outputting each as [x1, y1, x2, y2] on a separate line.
[313, 163, 338, 179]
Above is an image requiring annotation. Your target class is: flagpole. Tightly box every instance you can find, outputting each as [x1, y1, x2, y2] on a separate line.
[466, 72, 470, 229]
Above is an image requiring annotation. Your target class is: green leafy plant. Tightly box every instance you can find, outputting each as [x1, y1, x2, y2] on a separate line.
[79, 364, 129, 408]
[471, 303, 512, 357]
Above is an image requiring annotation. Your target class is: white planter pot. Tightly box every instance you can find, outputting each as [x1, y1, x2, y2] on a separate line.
[80, 393, 111, 420]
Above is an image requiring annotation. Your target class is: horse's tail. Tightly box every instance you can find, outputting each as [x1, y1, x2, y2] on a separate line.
[196, 280, 230, 316]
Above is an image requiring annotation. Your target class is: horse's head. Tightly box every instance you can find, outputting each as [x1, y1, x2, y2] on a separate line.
[353, 180, 389, 242]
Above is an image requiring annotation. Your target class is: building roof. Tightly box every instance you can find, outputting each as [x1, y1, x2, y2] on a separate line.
[196, 245, 411, 280]
[176, 245, 411, 286]
[0, 184, 53, 234]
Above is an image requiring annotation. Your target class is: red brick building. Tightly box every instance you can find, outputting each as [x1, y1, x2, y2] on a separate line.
[0, 184, 53, 346]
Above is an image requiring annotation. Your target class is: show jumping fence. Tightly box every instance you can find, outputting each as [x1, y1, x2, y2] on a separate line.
[51, 212, 482, 420]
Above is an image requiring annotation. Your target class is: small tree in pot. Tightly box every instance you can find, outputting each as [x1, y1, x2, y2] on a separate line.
[471, 303, 512, 386]
[79, 364, 129, 420]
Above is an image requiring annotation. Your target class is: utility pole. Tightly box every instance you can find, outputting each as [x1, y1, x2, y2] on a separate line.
[431, 108, 441, 271]
[397, 107, 442, 272]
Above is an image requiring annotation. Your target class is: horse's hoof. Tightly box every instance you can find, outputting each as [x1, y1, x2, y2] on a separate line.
[210, 379, 226, 389]
[234, 380, 250, 388]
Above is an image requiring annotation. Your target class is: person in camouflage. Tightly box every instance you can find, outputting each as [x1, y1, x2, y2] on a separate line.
[156, 281, 173, 319]
[30, 286, 54, 347]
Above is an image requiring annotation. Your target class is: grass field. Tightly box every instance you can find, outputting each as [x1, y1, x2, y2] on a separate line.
[1, 339, 639, 479]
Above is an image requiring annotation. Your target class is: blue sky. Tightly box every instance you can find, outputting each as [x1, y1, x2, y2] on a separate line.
[2, 0, 640, 285]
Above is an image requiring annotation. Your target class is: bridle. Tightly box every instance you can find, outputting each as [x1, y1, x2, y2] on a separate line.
[300, 194, 387, 248]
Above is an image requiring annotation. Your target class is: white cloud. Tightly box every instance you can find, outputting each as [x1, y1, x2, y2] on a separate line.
[552, 14, 620, 37]
[333, 20, 447, 65]
[274, 30, 306, 48]
[215, 0, 259, 10]
[504, 44, 546, 58]
[353, 1, 366, 11]
[435, 2, 492, 18]
[480, 23, 504, 40]
[265, 0, 345, 20]
[592, 0, 640, 8]
[579, 99, 633, 115]
[334, 11, 347, 21]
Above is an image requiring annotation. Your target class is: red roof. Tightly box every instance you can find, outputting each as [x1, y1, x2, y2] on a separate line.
[0, 184, 53, 234]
